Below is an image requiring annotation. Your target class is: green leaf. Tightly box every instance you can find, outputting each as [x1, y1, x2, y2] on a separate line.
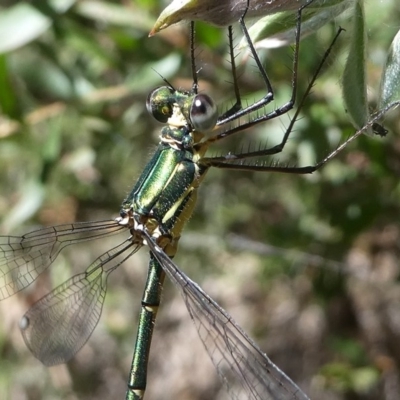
[341, 0, 370, 133]
[151, 0, 347, 35]
[244, 0, 352, 49]
[379, 28, 400, 109]
[2, 180, 45, 232]
[0, 55, 18, 118]
[0, 1, 77, 54]
[75, 1, 154, 31]
[0, 3, 51, 54]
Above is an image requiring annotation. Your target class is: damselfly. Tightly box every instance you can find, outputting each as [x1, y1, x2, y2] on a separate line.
[0, 3, 392, 400]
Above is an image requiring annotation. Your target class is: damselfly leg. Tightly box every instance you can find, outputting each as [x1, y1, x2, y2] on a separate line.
[217, 0, 316, 124]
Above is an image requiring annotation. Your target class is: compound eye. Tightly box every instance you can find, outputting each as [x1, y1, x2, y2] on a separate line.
[146, 86, 175, 123]
[190, 94, 218, 131]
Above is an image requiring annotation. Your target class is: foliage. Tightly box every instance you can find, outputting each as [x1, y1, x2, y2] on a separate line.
[0, 1, 400, 400]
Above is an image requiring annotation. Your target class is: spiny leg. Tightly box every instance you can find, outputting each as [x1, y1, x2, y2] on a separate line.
[216, 0, 274, 125]
[217, 25, 244, 121]
[216, 0, 316, 127]
[190, 21, 199, 94]
[200, 100, 399, 175]
[199, 26, 344, 171]
[201, 103, 397, 175]
[190, 22, 243, 121]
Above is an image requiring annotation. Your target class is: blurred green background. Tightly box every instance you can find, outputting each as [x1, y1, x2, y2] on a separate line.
[1, 1, 400, 400]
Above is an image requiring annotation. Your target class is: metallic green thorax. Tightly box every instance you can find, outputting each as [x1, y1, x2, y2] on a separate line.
[120, 86, 216, 399]
[119, 87, 213, 256]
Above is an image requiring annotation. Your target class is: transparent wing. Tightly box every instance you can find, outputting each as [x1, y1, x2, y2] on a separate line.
[0, 219, 125, 300]
[144, 231, 309, 400]
[20, 239, 140, 366]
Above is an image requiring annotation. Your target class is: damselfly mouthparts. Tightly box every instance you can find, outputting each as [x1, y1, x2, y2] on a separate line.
[0, 3, 393, 400]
